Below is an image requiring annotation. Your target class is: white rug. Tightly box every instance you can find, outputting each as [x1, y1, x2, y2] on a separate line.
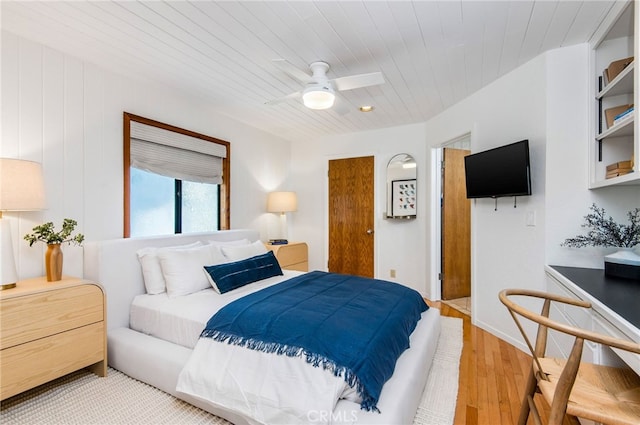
[1, 316, 462, 425]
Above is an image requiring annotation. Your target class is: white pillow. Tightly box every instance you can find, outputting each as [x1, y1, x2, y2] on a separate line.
[208, 244, 230, 265]
[220, 240, 268, 262]
[158, 244, 215, 297]
[136, 241, 202, 295]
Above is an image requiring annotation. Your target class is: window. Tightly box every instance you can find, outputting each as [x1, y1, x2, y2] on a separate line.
[129, 169, 220, 237]
[123, 113, 230, 237]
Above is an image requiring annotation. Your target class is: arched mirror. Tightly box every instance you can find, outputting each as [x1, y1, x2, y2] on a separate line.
[386, 153, 417, 219]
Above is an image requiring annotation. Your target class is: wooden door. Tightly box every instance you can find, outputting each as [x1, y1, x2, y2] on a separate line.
[442, 148, 471, 300]
[328, 156, 375, 278]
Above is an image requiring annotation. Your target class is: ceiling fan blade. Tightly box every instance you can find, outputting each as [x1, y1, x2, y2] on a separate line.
[332, 72, 384, 91]
[272, 59, 313, 83]
[264, 91, 301, 106]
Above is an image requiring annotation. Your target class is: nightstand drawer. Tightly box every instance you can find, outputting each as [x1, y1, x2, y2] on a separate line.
[0, 284, 103, 350]
[265, 242, 309, 271]
[0, 322, 105, 400]
[286, 261, 309, 272]
[275, 244, 308, 267]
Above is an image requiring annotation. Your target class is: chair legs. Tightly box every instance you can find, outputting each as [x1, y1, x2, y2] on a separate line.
[519, 367, 539, 425]
[519, 366, 581, 425]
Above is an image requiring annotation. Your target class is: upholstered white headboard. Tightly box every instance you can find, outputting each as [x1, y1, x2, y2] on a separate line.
[83, 229, 260, 331]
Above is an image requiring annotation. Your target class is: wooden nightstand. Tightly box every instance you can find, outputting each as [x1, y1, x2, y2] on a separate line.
[265, 242, 308, 272]
[0, 276, 107, 400]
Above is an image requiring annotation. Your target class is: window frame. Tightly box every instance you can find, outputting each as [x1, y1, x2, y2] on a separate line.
[123, 112, 230, 237]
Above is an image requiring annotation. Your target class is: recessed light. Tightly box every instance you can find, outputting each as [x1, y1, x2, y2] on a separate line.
[359, 106, 375, 112]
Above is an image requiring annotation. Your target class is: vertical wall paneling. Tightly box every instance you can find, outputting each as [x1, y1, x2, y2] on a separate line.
[40, 47, 66, 276]
[100, 74, 124, 241]
[17, 38, 44, 275]
[3, 30, 292, 280]
[18, 38, 43, 159]
[1, 33, 26, 276]
[42, 47, 65, 218]
[61, 55, 84, 278]
[63, 55, 84, 215]
[83, 63, 104, 270]
[1, 32, 20, 157]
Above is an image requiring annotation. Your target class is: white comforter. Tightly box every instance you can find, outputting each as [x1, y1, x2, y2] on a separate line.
[174, 271, 435, 425]
[177, 337, 358, 425]
[162, 271, 357, 424]
[176, 309, 438, 425]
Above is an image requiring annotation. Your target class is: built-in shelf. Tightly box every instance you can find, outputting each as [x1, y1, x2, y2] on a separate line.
[596, 61, 634, 99]
[596, 115, 635, 140]
[590, 0, 638, 188]
[590, 171, 637, 188]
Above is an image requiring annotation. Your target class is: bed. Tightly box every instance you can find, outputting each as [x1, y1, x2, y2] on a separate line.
[83, 230, 441, 424]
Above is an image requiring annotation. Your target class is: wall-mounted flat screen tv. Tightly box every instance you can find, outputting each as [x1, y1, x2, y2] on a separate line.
[464, 139, 531, 199]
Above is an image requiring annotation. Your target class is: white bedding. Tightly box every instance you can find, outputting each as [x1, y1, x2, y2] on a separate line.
[84, 231, 442, 425]
[132, 267, 360, 424]
[130, 270, 304, 348]
[177, 339, 354, 425]
[176, 309, 437, 425]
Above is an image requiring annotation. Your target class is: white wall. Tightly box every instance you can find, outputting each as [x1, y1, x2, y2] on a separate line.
[291, 52, 549, 307]
[545, 45, 640, 269]
[1, 31, 292, 281]
[290, 123, 429, 295]
[290, 43, 638, 349]
[423, 49, 548, 341]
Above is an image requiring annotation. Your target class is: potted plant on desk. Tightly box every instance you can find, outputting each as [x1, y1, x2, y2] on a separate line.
[24, 218, 84, 282]
[562, 204, 640, 280]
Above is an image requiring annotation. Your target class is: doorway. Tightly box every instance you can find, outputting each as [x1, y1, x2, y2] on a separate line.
[435, 135, 471, 315]
[327, 156, 375, 278]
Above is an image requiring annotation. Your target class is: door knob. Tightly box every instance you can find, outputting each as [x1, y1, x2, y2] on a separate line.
[366, 229, 374, 235]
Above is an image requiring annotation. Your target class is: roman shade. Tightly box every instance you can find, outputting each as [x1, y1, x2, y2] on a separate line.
[130, 121, 227, 184]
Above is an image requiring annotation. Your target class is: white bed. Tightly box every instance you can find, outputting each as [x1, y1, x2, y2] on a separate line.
[129, 270, 304, 349]
[83, 230, 441, 425]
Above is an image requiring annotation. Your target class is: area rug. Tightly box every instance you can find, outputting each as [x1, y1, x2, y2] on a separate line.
[1, 316, 462, 425]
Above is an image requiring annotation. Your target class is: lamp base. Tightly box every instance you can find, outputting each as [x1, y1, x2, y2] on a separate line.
[1, 217, 19, 286]
[0, 282, 17, 291]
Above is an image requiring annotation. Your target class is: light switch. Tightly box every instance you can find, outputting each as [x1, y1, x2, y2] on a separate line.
[526, 210, 536, 227]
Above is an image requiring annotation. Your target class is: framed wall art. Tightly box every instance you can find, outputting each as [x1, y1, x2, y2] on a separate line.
[391, 179, 416, 218]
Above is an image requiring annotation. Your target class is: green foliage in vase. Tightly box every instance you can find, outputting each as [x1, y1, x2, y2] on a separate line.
[24, 218, 85, 247]
[562, 204, 640, 248]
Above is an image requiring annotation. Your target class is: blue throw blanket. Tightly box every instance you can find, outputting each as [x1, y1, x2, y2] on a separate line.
[201, 271, 428, 412]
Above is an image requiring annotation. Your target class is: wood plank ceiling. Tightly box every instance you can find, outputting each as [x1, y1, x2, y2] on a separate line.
[1, 1, 615, 143]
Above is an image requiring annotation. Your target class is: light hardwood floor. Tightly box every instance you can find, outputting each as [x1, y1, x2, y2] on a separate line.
[432, 300, 572, 425]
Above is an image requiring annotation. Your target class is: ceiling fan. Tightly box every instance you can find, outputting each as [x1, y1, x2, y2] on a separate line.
[266, 59, 384, 111]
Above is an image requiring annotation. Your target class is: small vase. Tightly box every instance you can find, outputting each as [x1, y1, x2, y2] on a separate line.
[45, 244, 63, 282]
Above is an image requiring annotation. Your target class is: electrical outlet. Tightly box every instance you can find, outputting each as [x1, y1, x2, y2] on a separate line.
[390, 269, 396, 278]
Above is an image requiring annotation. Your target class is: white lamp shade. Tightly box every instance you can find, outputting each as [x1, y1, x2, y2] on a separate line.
[0, 158, 46, 287]
[0, 158, 46, 211]
[267, 191, 298, 213]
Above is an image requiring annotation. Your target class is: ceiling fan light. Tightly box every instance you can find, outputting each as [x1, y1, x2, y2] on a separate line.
[302, 85, 335, 110]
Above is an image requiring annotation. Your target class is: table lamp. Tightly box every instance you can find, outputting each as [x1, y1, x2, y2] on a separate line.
[0, 158, 46, 290]
[266, 191, 297, 243]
